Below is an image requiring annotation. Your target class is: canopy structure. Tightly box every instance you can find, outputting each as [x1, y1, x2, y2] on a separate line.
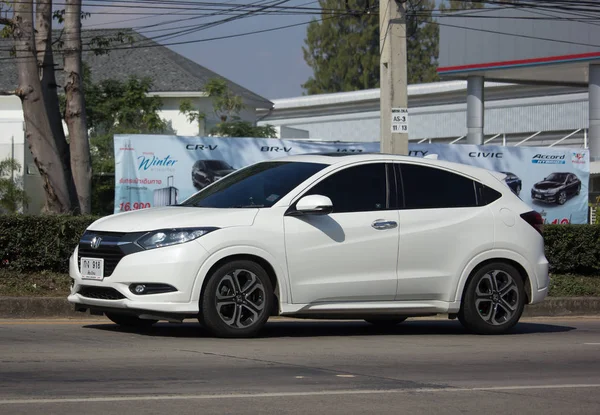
[437, 7, 600, 162]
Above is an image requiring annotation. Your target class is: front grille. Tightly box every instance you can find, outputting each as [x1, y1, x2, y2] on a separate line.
[78, 232, 127, 277]
[78, 286, 126, 300]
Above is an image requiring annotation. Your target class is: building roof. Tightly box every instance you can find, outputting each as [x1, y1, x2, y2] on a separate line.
[0, 28, 272, 108]
[438, 8, 600, 86]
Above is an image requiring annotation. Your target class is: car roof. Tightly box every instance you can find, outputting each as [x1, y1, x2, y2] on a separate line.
[271, 152, 489, 173]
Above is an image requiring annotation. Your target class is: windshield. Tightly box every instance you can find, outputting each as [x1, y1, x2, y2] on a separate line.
[181, 161, 327, 208]
[546, 173, 568, 182]
[205, 160, 233, 170]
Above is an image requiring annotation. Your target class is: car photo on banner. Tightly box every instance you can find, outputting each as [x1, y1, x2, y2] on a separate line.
[499, 171, 522, 196]
[191, 159, 237, 191]
[530, 172, 582, 205]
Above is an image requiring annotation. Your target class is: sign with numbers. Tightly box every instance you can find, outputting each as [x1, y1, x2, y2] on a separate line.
[392, 108, 408, 133]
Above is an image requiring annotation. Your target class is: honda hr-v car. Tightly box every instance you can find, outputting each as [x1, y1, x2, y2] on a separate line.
[68, 153, 549, 338]
[531, 172, 581, 205]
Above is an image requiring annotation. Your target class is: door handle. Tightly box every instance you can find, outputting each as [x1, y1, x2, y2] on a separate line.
[371, 220, 397, 230]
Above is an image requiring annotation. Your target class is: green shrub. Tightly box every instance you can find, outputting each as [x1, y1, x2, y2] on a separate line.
[0, 216, 599, 277]
[0, 215, 98, 274]
[544, 225, 600, 275]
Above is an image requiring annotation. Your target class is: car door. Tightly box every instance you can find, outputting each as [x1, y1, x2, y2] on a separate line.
[283, 162, 400, 304]
[393, 162, 495, 302]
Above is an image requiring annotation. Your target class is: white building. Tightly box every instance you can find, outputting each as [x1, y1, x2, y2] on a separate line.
[257, 81, 600, 203]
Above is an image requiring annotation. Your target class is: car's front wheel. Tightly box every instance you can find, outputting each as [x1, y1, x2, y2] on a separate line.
[558, 190, 567, 205]
[459, 263, 525, 335]
[201, 260, 273, 338]
[105, 312, 157, 328]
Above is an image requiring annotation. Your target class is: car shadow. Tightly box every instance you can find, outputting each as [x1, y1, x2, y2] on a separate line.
[82, 318, 576, 339]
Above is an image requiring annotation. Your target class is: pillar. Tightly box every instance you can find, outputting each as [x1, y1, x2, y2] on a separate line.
[589, 64, 600, 161]
[467, 76, 484, 145]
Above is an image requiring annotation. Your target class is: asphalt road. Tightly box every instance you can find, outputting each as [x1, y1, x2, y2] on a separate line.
[1, 316, 600, 414]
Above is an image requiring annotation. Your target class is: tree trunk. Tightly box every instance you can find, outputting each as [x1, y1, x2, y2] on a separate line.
[13, 0, 73, 213]
[35, 0, 79, 211]
[64, 0, 92, 214]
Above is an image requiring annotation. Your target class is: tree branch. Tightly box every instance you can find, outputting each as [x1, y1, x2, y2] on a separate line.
[0, 17, 14, 27]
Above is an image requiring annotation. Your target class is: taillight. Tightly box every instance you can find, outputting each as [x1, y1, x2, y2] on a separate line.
[520, 211, 544, 235]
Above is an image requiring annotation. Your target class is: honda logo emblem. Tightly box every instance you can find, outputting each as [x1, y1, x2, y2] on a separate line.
[90, 236, 102, 249]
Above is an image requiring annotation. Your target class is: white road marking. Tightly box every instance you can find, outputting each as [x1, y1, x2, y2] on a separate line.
[336, 375, 356, 378]
[295, 376, 305, 379]
[1, 384, 600, 405]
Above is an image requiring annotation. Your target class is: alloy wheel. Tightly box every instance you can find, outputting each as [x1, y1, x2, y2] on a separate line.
[215, 269, 266, 328]
[558, 191, 567, 205]
[474, 270, 520, 326]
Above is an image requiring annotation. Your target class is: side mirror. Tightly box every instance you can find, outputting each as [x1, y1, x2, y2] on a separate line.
[292, 195, 333, 216]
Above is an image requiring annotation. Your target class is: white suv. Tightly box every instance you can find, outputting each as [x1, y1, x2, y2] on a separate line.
[68, 153, 549, 337]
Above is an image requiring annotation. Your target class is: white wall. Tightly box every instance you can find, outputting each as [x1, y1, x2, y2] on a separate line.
[0, 96, 45, 214]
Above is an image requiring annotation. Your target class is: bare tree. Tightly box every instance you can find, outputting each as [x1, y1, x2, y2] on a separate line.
[10, 0, 73, 213]
[35, 0, 79, 210]
[63, 0, 91, 213]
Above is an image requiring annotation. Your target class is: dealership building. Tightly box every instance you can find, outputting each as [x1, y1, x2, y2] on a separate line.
[258, 7, 600, 206]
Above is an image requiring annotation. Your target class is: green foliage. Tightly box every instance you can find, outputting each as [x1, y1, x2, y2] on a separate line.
[210, 118, 277, 138]
[302, 0, 439, 94]
[0, 215, 98, 273]
[548, 274, 600, 297]
[0, 269, 72, 297]
[179, 78, 276, 138]
[73, 63, 172, 215]
[440, 0, 485, 12]
[0, 158, 29, 214]
[544, 225, 600, 275]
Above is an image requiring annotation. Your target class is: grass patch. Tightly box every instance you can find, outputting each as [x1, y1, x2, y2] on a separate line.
[1, 271, 600, 298]
[549, 274, 600, 297]
[0, 270, 71, 297]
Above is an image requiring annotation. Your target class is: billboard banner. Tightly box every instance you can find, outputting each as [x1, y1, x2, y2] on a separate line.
[114, 135, 590, 224]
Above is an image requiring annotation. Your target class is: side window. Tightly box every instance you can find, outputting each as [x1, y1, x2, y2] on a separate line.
[398, 163, 479, 209]
[304, 163, 389, 213]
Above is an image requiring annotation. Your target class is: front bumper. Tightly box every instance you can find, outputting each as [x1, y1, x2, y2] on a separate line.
[531, 190, 559, 203]
[68, 240, 210, 316]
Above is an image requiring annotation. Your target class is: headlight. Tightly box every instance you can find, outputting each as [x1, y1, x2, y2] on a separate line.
[137, 227, 218, 250]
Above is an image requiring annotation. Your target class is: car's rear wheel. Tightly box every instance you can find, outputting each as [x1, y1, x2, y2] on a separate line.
[459, 263, 525, 335]
[201, 260, 273, 338]
[365, 317, 407, 327]
[558, 191, 567, 205]
[105, 312, 157, 328]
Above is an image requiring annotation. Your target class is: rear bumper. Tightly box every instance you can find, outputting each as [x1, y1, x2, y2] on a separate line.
[530, 257, 550, 304]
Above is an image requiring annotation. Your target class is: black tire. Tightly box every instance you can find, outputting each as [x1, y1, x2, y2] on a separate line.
[201, 260, 273, 338]
[105, 312, 157, 328]
[458, 262, 525, 335]
[576, 186, 581, 195]
[365, 317, 407, 327]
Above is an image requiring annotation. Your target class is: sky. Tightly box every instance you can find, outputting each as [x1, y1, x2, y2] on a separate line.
[82, 1, 321, 101]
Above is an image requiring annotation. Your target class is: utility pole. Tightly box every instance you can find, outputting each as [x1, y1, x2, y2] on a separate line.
[380, 0, 408, 155]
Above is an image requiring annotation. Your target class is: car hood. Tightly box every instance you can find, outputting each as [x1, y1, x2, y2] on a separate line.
[534, 181, 562, 190]
[87, 206, 259, 233]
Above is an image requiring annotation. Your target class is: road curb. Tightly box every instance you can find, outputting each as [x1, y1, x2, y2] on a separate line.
[1, 296, 600, 319]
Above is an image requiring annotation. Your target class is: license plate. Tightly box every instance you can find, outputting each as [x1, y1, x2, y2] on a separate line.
[80, 257, 104, 280]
